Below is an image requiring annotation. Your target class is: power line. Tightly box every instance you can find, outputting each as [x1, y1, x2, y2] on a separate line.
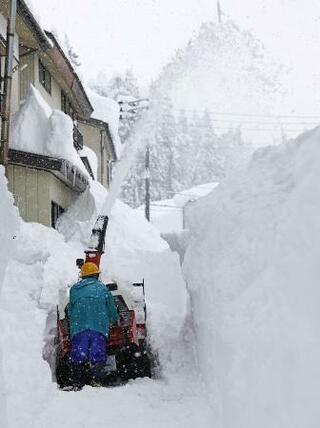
[173, 108, 320, 120]
[150, 203, 183, 209]
[185, 125, 315, 133]
[199, 118, 320, 126]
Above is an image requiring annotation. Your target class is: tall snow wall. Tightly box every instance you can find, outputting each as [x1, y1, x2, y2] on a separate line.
[0, 167, 19, 427]
[183, 127, 320, 428]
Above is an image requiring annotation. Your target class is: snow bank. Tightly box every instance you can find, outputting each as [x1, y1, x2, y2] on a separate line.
[58, 181, 188, 364]
[86, 88, 122, 158]
[0, 167, 19, 427]
[11, 85, 88, 175]
[183, 127, 320, 428]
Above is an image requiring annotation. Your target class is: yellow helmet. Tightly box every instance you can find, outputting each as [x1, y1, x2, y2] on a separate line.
[80, 262, 100, 278]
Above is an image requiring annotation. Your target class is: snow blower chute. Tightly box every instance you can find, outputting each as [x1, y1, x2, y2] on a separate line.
[55, 215, 152, 388]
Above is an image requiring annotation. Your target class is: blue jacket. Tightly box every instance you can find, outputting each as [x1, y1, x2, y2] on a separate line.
[69, 277, 119, 338]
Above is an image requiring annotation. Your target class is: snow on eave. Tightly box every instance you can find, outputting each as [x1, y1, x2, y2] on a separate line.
[79, 117, 117, 162]
[86, 88, 122, 159]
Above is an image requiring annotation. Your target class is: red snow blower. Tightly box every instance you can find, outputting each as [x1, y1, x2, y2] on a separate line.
[55, 215, 152, 388]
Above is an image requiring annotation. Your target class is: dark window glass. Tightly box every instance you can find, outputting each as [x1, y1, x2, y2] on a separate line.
[39, 60, 52, 94]
[51, 201, 65, 229]
[61, 90, 68, 113]
[61, 90, 75, 119]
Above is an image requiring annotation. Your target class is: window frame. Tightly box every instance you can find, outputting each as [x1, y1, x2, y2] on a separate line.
[39, 59, 52, 94]
[51, 201, 65, 229]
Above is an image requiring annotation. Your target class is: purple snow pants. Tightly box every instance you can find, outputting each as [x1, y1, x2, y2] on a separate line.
[70, 329, 107, 365]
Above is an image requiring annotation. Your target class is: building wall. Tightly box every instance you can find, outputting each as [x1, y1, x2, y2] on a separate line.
[19, 52, 62, 111]
[19, 52, 35, 103]
[11, 56, 20, 114]
[79, 122, 104, 186]
[7, 164, 77, 227]
[34, 53, 62, 110]
[79, 122, 113, 188]
[0, 13, 19, 115]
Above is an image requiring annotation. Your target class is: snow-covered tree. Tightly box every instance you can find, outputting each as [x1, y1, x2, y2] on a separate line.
[90, 70, 141, 144]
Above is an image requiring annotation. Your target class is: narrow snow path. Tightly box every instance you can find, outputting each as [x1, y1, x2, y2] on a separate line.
[0, 259, 212, 428]
[0, 212, 212, 427]
[32, 374, 211, 428]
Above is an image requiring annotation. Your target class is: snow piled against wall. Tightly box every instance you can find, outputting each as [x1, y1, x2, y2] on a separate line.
[0, 167, 19, 427]
[0, 167, 19, 293]
[11, 85, 88, 175]
[183, 126, 320, 428]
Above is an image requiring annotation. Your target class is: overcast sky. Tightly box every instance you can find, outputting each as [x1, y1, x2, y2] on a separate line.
[27, 0, 320, 91]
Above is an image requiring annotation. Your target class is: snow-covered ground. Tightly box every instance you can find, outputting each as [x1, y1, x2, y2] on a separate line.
[0, 179, 211, 428]
[183, 127, 320, 428]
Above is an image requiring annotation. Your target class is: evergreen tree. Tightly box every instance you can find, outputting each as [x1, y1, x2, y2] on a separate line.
[175, 109, 194, 190]
[196, 110, 223, 183]
[149, 92, 177, 200]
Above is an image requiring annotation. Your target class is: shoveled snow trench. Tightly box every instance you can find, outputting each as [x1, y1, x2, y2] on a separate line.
[0, 179, 212, 428]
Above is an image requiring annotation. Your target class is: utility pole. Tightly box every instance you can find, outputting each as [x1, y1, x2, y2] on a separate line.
[217, 0, 222, 24]
[0, 0, 17, 166]
[144, 144, 150, 222]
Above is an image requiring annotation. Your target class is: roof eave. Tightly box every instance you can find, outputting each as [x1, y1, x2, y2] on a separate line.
[79, 117, 118, 161]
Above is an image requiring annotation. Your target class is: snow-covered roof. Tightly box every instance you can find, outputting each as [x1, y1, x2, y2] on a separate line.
[86, 88, 122, 158]
[137, 182, 219, 234]
[173, 182, 219, 207]
[11, 85, 89, 177]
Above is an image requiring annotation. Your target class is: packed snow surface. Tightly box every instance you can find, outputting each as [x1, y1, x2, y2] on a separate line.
[183, 126, 320, 428]
[11, 85, 88, 175]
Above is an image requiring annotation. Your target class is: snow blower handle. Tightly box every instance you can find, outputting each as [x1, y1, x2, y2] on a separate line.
[77, 216, 110, 270]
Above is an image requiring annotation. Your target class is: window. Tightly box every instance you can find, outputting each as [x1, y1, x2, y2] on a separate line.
[61, 90, 68, 113]
[51, 201, 65, 229]
[20, 54, 35, 101]
[61, 90, 75, 119]
[39, 60, 51, 94]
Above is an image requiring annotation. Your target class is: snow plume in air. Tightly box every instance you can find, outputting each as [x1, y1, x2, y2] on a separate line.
[183, 125, 320, 427]
[156, 19, 283, 146]
[99, 106, 156, 217]
[119, 19, 282, 208]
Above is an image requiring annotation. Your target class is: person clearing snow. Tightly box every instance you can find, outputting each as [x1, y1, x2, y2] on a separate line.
[68, 261, 119, 390]
[56, 215, 154, 389]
